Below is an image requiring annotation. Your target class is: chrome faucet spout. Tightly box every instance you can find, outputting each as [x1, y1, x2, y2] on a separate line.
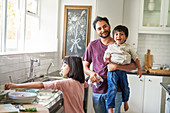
[29, 58, 40, 80]
[47, 62, 54, 76]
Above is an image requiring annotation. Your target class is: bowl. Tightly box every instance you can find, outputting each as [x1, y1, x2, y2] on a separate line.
[8, 92, 37, 103]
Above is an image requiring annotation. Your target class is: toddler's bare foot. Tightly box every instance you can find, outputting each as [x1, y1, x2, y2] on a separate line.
[108, 108, 113, 113]
[124, 101, 129, 111]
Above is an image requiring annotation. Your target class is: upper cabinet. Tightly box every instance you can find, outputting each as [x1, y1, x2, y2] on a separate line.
[139, 0, 170, 34]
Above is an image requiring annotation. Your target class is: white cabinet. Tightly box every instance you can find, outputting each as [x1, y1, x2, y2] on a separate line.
[139, 0, 170, 34]
[122, 74, 144, 113]
[165, 92, 170, 113]
[143, 75, 162, 113]
[121, 74, 162, 113]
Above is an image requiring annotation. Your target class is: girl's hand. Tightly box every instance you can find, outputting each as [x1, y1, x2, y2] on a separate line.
[4, 83, 15, 90]
[84, 81, 88, 88]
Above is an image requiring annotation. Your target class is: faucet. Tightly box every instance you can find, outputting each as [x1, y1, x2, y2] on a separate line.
[46, 62, 54, 76]
[29, 58, 40, 81]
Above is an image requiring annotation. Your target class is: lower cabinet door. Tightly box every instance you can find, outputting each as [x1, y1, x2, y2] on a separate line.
[121, 74, 144, 113]
[143, 76, 162, 113]
[121, 75, 162, 113]
[165, 93, 170, 113]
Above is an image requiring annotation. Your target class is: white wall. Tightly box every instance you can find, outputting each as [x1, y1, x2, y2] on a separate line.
[96, 0, 124, 33]
[38, 0, 58, 52]
[57, 0, 96, 66]
[123, 0, 140, 50]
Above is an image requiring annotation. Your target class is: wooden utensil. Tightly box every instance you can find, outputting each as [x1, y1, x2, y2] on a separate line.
[144, 49, 153, 72]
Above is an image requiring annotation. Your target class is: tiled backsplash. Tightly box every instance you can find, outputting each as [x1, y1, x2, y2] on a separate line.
[137, 34, 170, 70]
[0, 52, 60, 85]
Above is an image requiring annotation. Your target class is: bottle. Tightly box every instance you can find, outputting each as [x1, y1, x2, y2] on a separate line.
[148, 0, 155, 11]
[88, 75, 103, 87]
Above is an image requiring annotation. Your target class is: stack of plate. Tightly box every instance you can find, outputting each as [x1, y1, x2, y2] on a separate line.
[0, 90, 9, 100]
[8, 92, 37, 103]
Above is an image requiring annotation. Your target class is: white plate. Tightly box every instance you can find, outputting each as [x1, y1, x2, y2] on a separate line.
[8, 92, 37, 103]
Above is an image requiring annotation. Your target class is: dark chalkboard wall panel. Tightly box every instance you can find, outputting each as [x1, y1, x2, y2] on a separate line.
[63, 6, 91, 58]
[66, 9, 87, 57]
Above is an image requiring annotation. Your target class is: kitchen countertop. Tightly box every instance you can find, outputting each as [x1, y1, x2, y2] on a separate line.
[0, 89, 63, 113]
[18, 104, 49, 113]
[127, 70, 170, 77]
[160, 83, 170, 95]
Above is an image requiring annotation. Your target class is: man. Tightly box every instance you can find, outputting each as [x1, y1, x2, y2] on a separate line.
[83, 16, 136, 113]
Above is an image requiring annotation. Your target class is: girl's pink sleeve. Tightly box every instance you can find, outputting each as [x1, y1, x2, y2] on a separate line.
[43, 80, 63, 90]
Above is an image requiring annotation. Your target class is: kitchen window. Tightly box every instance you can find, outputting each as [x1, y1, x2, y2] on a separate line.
[0, 0, 2, 52]
[0, 0, 40, 54]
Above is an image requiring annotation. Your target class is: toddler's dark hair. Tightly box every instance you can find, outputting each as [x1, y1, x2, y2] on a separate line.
[112, 25, 129, 37]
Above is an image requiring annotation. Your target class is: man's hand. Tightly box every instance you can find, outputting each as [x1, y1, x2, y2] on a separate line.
[107, 61, 136, 72]
[89, 72, 99, 83]
[107, 63, 118, 71]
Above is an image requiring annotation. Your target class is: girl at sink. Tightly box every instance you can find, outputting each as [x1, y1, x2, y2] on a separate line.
[5, 56, 86, 113]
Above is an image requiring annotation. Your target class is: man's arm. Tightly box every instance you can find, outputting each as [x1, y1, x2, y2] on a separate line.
[83, 61, 99, 82]
[107, 61, 136, 72]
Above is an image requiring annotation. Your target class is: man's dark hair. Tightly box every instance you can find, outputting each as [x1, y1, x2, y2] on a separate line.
[93, 16, 110, 30]
[63, 56, 85, 83]
[112, 25, 129, 37]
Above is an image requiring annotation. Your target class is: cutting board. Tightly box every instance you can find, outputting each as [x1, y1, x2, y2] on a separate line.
[144, 49, 153, 72]
[149, 69, 170, 75]
[19, 104, 49, 113]
[0, 104, 18, 113]
[0, 104, 49, 113]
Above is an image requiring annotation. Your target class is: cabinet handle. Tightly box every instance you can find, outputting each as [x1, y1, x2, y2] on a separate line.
[167, 98, 170, 102]
[140, 79, 143, 82]
[148, 79, 152, 82]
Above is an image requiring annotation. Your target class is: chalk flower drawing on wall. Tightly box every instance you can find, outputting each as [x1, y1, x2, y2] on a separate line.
[63, 6, 91, 58]
[67, 10, 86, 53]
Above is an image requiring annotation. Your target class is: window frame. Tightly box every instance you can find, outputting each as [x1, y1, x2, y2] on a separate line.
[0, 0, 40, 55]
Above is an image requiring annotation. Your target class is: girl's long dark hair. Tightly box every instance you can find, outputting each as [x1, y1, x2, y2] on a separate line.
[63, 56, 85, 83]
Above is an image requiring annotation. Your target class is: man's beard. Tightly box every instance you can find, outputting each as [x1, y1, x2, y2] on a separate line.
[100, 31, 110, 38]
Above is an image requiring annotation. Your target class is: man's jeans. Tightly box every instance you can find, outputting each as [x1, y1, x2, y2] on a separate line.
[93, 92, 122, 113]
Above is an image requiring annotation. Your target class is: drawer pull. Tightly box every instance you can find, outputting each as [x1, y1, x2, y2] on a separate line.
[167, 98, 170, 102]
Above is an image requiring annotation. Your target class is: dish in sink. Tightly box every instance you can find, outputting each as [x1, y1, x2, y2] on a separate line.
[8, 92, 37, 103]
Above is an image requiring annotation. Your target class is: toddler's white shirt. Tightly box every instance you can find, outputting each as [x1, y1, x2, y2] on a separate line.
[104, 43, 138, 65]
